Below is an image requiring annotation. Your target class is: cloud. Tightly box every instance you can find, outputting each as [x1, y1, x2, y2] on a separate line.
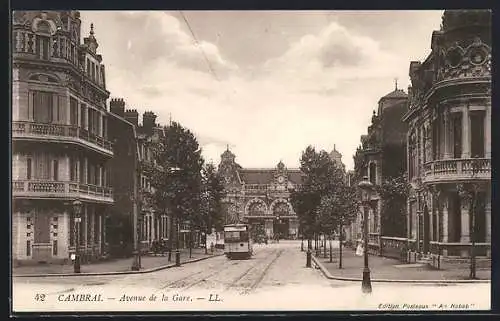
[80, 11, 439, 170]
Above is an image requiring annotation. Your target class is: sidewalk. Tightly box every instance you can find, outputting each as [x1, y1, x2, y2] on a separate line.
[13, 248, 224, 276]
[314, 248, 491, 281]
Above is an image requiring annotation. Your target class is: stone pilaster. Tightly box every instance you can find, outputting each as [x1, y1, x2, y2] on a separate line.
[462, 105, 471, 158]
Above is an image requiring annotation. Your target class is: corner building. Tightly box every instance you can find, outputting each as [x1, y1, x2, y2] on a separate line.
[403, 10, 491, 259]
[12, 11, 113, 263]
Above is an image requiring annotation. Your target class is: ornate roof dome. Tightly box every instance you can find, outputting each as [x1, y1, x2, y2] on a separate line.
[381, 88, 408, 99]
[221, 145, 235, 161]
[441, 10, 491, 32]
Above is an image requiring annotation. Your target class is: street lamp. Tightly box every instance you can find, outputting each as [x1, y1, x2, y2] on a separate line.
[131, 211, 143, 271]
[72, 199, 83, 274]
[358, 176, 373, 294]
[470, 157, 481, 280]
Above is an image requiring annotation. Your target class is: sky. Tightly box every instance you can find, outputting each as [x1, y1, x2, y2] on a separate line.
[79, 10, 443, 170]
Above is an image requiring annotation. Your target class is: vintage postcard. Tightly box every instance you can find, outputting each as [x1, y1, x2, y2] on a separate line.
[11, 9, 491, 313]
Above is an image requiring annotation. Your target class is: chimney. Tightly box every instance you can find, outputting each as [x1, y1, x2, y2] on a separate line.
[110, 98, 125, 117]
[124, 109, 139, 126]
[142, 111, 157, 130]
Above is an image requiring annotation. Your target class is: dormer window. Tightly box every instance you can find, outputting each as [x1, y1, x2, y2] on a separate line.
[36, 35, 50, 60]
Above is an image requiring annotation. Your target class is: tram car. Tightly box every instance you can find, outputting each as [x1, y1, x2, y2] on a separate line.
[223, 224, 253, 259]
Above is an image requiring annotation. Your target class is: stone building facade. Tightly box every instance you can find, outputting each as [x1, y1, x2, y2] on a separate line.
[109, 101, 170, 253]
[349, 86, 409, 255]
[217, 149, 301, 239]
[403, 10, 491, 258]
[217, 146, 346, 239]
[12, 11, 113, 263]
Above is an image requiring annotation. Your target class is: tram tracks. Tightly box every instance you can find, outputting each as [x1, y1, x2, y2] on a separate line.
[226, 248, 284, 295]
[157, 259, 229, 291]
[155, 247, 284, 295]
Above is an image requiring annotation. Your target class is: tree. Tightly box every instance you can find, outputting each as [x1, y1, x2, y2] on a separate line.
[290, 145, 345, 249]
[375, 174, 409, 238]
[318, 184, 360, 267]
[143, 121, 204, 259]
[201, 162, 226, 234]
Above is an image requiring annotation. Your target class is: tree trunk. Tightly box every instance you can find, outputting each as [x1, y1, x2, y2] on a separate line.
[329, 236, 333, 263]
[323, 235, 327, 258]
[189, 231, 192, 258]
[339, 223, 343, 269]
[168, 215, 174, 261]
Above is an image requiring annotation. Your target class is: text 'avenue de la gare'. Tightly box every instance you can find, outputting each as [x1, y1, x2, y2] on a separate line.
[57, 293, 222, 303]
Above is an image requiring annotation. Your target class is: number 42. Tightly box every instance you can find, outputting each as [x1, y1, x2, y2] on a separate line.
[34, 293, 46, 301]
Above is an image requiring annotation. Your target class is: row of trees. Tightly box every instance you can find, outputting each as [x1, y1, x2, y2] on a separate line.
[141, 121, 226, 257]
[290, 146, 360, 266]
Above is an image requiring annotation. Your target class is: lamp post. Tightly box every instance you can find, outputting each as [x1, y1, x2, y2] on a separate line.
[358, 176, 373, 294]
[469, 157, 481, 280]
[132, 212, 143, 271]
[166, 167, 181, 267]
[72, 199, 83, 274]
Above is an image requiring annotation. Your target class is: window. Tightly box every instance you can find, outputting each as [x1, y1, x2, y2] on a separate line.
[33, 91, 54, 123]
[91, 61, 96, 81]
[369, 163, 376, 185]
[34, 152, 51, 180]
[79, 160, 85, 183]
[102, 116, 107, 139]
[53, 159, 59, 181]
[52, 240, 58, 256]
[26, 240, 31, 256]
[70, 97, 78, 125]
[87, 163, 94, 185]
[36, 35, 50, 60]
[432, 117, 440, 160]
[452, 113, 462, 158]
[101, 167, 106, 186]
[224, 231, 249, 242]
[470, 111, 485, 158]
[80, 104, 87, 129]
[70, 157, 78, 181]
[26, 158, 32, 180]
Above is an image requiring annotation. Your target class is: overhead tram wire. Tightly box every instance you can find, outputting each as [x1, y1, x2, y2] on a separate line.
[179, 11, 220, 82]
[178, 11, 239, 107]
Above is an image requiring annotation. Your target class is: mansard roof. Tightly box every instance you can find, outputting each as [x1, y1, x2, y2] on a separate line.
[238, 168, 302, 185]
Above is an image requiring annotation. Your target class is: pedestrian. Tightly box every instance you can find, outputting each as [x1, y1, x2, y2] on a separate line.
[356, 240, 364, 256]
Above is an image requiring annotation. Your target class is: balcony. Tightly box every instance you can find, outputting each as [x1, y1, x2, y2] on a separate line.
[12, 121, 113, 157]
[422, 158, 491, 184]
[12, 180, 113, 204]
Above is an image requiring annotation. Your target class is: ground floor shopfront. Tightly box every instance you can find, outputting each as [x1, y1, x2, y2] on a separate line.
[12, 199, 111, 265]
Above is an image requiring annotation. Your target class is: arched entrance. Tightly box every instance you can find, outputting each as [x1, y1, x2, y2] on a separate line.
[272, 201, 291, 239]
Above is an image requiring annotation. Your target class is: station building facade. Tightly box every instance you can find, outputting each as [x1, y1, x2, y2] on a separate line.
[217, 146, 346, 239]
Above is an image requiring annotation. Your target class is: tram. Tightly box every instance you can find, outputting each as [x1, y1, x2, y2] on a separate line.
[223, 224, 253, 259]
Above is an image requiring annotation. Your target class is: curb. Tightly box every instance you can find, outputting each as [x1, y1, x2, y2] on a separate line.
[13, 252, 225, 278]
[311, 255, 490, 284]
